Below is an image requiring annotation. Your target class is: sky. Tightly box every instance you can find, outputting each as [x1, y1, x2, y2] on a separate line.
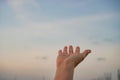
[0, 0, 120, 80]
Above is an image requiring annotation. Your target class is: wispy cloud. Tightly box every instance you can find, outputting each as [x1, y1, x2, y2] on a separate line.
[7, 0, 39, 12]
[1, 12, 119, 37]
[35, 56, 48, 60]
[7, 0, 40, 22]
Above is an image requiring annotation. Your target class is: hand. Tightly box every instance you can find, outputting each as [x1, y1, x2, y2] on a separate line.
[56, 45, 91, 68]
[54, 45, 91, 80]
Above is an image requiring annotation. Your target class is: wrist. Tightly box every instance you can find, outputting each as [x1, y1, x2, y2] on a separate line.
[57, 61, 74, 70]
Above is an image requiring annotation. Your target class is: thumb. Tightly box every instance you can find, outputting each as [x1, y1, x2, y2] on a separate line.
[81, 49, 91, 59]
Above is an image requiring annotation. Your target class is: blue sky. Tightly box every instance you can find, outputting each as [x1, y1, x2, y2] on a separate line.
[0, 0, 120, 80]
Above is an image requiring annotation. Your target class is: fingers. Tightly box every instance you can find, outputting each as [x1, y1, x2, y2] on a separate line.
[58, 46, 68, 56]
[63, 46, 67, 54]
[58, 50, 62, 55]
[58, 45, 91, 57]
[69, 45, 73, 55]
[81, 49, 91, 58]
[75, 46, 80, 54]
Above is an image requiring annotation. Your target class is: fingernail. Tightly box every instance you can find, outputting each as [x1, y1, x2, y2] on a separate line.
[87, 50, 91, 53]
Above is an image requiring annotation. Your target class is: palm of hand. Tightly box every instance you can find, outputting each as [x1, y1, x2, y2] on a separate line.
[56, 46, 91, 68]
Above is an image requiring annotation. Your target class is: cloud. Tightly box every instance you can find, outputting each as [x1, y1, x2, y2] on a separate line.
[35, 56, 48, 60]
[91, 41, 100, 45]
[90, 35, 120, 45]
[1, 1, 120, 46]
[39, 0, 95, 9]
[1, 12, 119, 32]
[7, 0, 40, 22]
[7, 0, 39, 11]
[60, 0, 95, 8]
[97, 57, 106, 61]
[1, 12, 120, 43]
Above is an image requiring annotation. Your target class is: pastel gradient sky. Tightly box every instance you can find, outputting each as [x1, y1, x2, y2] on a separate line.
[0, 0, 120, 80]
